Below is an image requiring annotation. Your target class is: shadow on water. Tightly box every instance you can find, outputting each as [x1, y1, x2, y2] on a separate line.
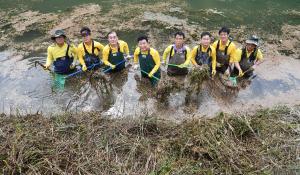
[249, 77, 291, 96]
[237, 70, 300, 99]
[249, 77, 292, 97]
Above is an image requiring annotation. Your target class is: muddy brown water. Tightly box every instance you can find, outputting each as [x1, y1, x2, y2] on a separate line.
[1, 50, 300, 118]
[0, 0, 299, 118]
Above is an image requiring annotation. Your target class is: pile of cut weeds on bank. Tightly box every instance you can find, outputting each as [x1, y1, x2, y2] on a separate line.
[0, 106, 299, 174]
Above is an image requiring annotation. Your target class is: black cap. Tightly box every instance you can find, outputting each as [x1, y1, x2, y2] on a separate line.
[80, 27, 91, 35]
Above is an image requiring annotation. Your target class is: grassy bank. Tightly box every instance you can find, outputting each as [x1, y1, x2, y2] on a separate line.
[0, 106, 299, 174]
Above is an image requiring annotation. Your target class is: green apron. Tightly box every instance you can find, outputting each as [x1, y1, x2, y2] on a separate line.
[138, 49, 161, 86]
[105, 44, 125, 72]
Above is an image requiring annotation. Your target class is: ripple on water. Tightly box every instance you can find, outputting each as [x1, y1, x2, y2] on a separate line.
[1, 50, 300, 117]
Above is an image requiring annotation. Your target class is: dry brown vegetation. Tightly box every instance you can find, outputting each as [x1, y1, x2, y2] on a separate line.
[0, 106, 299, 174]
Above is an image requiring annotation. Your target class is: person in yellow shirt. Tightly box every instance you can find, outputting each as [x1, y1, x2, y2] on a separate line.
[162, 31, 191, 76]
[191, 31, 217, 76]
[44, 29, 78, 74]
[77, 27, 104, 71]
[102, 31, 130, 72]
[212, 27, 237, 75]
[233, 35, 263, 78]
[133, 35, 161, 86]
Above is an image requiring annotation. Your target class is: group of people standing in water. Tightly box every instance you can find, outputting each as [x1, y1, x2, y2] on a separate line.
[45, 26, 263, 86]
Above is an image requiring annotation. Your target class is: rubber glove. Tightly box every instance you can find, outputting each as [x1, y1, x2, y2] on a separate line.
[238, 70, 244, 77]
[125, 54, 132, 60]
[148, 71, 154, 78]
[43, 64, 50, 70]
[251, 64, 257, 70]
[178, 64, 184, 68]
[82, 65, 87, 71]
[70, 62, 76, 69]
[178, 63, 188, 68]
[224, 68, 230, 76]
[194, 64, 201, 68]
[212, 69, 216, 76]
[110, 64, 116, 70]
[133, 64, 139, 70]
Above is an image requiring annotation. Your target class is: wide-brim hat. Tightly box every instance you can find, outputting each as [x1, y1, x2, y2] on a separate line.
[246, 35, 259, 46]
[51, 29, 66, 40]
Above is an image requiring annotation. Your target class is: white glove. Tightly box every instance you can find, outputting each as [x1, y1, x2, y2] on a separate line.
[224, 68, 230, 76]
[125, 55, 133, 60]
[133, 64, 139, 70]
[70, 62, 76, 69]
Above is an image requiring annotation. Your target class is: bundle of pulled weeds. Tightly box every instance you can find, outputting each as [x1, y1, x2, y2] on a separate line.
[155, 65, 211, 100]
[0, 106, 299, 174]
[188, 65, 211, 90]
[156, 77, 183, 101]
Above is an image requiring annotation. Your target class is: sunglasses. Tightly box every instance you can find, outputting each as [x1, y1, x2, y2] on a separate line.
[81, 33, 90, 37]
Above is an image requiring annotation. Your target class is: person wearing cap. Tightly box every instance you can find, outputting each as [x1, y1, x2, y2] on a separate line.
[233, 35, 263, 78]
[162, 31, 191, 76]
[77, 27, 104, 71]
[102, 31, 130, 72]
[133, 35, 161, 86]
[45, 29, 78, 74]
[191, 31, 217, 76]
[212, 27, 237, 76]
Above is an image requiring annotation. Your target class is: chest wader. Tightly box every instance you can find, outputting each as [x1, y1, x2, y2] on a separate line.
[83, 40, 101, 70]
[167, 46, 188, 76]
[138, 50, 161, 86]
[196, 45, 212, 72]
[216, 40, 231, 74]
[53, 44, 74, 74]
[239, 48, 257, 78]
[105, 45, 125, 73]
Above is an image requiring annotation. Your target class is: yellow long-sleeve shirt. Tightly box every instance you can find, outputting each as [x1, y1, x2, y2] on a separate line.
[77, 40, 104, 66]
[212, 40, 236, 63]
[162, 45, 191, 65]
[190, 45, 217, 71]
[134, 47, 160, 75]
[234, 48, 263, 63]
[102, 40, 129, 66]
[46, 43, 77, 67]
